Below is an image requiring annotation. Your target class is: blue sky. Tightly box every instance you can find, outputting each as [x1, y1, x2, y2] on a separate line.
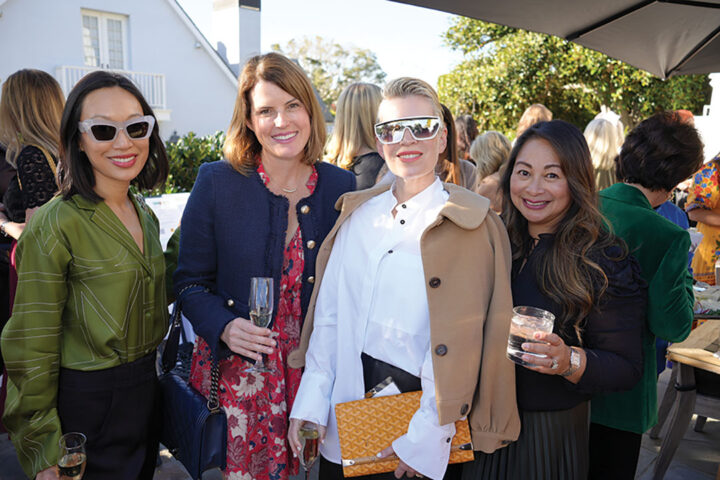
[177, 0, 463, 87]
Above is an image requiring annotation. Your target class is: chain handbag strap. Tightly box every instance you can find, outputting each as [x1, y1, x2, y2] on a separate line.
[165, 283, 222, 413]
[207, 359, 221, 413]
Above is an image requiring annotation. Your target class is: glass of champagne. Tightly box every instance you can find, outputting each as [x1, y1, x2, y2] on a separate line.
[245, 277, 274, 374]
[58, 432, 86, 480]
[299, 422, 320, 479]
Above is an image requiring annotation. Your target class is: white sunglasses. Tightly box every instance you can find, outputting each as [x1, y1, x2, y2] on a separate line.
[374, 116, 442, 144]
[78, 115, 155, 142]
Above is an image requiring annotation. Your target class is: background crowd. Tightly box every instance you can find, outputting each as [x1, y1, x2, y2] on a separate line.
[0, 50, 714, 480]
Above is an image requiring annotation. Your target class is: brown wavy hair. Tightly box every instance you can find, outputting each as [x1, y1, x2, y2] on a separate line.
[224, 52, 326, 175]
[501, 120, 621, 343]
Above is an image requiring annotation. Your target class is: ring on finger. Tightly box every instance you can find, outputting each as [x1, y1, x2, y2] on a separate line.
[551, 358, 559, 370]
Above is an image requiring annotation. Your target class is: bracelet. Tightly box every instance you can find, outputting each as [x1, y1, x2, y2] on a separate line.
[0, 220, 10, 237]
[560, 347, 581, 377]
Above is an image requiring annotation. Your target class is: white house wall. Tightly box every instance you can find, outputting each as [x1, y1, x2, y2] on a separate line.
[0, 0, 238, 139]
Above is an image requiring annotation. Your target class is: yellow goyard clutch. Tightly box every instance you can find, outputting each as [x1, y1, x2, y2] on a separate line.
[334, 391, 474, 477]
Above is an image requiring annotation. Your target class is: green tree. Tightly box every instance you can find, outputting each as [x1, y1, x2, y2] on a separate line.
[439, 18, 710, 138]
[271, 36, 387, 110]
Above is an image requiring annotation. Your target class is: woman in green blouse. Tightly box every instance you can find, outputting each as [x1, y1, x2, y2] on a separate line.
[1, 71, 169, 480]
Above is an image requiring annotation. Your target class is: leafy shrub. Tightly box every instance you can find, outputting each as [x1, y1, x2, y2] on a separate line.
[146, 131, 225, 195]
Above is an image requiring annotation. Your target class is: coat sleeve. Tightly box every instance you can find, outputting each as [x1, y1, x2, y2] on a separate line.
[647, 232, 694, 343]
[173, 164, 236, 359]
[470, 213, 521, 452]
[1, 215, 70, 478]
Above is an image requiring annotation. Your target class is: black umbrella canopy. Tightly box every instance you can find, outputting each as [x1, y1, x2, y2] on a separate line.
[391, 0, 720, 78]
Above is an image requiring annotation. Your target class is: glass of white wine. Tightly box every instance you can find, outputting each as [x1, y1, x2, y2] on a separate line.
[58, 432, 86, 480]
[245, 277, 274, 374]
[299, 422, 320, 479]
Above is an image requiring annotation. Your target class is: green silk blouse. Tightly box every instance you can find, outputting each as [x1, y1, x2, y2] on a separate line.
[1, 193, 168, 477]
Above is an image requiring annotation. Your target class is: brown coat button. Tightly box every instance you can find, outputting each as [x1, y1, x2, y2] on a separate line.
[307, 240, 316, 249]
[300, 205, 310, 214]
[429, 277, 441, 288]
[307, 276, 315, 284]
[460, 403, 469, 415]
[226, 298, 235, 307]
[435, 344, 447, 356]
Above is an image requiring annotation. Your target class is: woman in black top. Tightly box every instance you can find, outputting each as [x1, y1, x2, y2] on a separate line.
[462, 120, 646, 480]
[324, 82, 383, 189]
[0, 69, 64, 232]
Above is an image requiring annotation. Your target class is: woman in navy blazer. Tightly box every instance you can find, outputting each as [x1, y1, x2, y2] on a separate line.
[174, 52, 355, 479]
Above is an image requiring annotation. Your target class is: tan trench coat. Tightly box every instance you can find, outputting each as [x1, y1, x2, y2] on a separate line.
[288, 182, 521, 453]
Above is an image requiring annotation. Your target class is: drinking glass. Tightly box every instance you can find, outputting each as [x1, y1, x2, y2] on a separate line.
[299, 422, 320, 478]
[245, 277, 274, 374]
[58, 432, 86, 480]
[506, 306, 555, 366]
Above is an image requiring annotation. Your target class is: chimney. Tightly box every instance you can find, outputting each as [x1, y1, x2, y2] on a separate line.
[211, 0, 261, 74]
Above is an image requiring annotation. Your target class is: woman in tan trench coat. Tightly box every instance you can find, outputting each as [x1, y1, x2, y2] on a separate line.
[287, 77, 520, 480]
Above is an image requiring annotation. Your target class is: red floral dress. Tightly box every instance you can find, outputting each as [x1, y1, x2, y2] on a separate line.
[189, 163, 317, 480]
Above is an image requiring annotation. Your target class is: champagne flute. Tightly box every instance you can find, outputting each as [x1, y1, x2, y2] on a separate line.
[58, 432, 86, 480]
[245, 277, 274, 374]
[299, 422, 320, 478]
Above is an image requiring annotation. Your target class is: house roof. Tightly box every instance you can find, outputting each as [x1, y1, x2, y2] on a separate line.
[165, 0, 238, 88]
[167, 0, 333, 122]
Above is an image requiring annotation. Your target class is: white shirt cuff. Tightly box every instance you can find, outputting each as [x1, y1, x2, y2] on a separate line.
[391, 409, 455, 480]
[289, 371, 332, 426]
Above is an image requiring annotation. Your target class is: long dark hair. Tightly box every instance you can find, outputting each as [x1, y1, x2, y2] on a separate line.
[58, 71, 168, 202]
[501, 120, 620, 342]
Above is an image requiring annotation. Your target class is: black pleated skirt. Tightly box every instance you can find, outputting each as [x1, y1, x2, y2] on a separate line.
[461, 402, 589, 480]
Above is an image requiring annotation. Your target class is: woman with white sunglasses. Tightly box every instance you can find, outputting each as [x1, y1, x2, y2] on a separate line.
[288, 77, 520, 480]
[1, 70, 169, 480]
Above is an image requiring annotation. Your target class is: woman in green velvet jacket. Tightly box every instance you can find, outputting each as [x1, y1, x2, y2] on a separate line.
[590, 112, 704, 480]
[1, 71, 169, 480]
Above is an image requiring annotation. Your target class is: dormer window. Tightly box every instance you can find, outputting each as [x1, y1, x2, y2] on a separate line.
[81, 9, 128, 69]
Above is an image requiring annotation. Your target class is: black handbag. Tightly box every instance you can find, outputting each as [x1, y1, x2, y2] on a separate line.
[159, 301, 227, 479]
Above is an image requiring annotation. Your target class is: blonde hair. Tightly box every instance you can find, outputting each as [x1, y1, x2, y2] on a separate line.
[0, 69, 64, 167]
[584, 118, 623, 172]
[470, 130, 511, 181]
[324, 82, 381, 169]
[517, 103, 552, 138]
[223, 52, 326, 175]
[382, 77, 442, 117]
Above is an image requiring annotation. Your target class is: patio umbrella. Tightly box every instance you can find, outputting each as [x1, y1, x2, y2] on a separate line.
[391, 0, 720, 78]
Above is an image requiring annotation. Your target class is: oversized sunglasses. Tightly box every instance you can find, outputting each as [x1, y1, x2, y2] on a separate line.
[78, 115, 155, 142]
[374, 116, 442, 145]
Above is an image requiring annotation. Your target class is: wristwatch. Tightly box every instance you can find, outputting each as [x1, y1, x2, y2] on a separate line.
[560, 347, 581, 377]
[0, 220, 9, 237]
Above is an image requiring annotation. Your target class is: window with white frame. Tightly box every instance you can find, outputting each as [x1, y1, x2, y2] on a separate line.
[81, 9, 128, 70]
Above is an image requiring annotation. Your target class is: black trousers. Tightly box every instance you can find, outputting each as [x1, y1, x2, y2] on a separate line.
[57, 352, 160, 480]
[319, 455, 463, 480]
[588, 422, 642, 480]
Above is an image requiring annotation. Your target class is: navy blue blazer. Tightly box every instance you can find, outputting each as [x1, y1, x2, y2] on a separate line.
[174, 160, 356, 359]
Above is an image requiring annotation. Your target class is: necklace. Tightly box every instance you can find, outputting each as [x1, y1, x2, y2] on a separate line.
[282, 186, 297, 193]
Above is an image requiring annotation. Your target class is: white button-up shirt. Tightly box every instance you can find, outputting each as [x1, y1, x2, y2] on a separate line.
[290, 178, 456, 480]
